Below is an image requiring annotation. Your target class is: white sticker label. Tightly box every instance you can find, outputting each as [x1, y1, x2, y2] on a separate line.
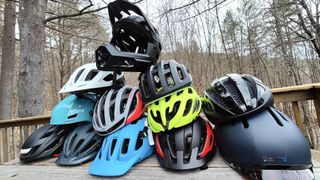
[144, 118, 155, 146]
[20, 148, 32, 154]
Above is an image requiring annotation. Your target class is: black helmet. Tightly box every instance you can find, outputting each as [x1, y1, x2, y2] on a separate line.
[111, 15, 161, 59]
[95, 0, 161, 72]
[20, 124, 74, 163]
[95, 43, 158, 72]
[215, 107, 312, 171]
[55, 122, 103, 166]
[155, 116, 215, 170]
[139, 60, 192, 105]
[203, 73, 273, 125]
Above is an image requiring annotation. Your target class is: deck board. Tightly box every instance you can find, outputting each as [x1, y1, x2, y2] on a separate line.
[0, 152, 319, 180]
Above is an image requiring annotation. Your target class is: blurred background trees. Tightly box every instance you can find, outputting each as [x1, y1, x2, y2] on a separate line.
[0, 0, 319, 148]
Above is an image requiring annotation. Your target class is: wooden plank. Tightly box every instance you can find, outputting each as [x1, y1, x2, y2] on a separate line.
[291, 101, 306, 134]
[0, 115, 50, 129]
[273, 90, 315, 103]
[271, 83, 320, 93]
[314, 90, 320, 127]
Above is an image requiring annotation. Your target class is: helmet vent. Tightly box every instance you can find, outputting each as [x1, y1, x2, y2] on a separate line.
[67, 114, 77, 119]
[269, 109, 284, 126]
[121, 138, 130, 154]
[165, 73, 175, 87]
[184, 135, 192, 162]
[193, 100, 200, 113]
[82, 139, 97, 153]
[41, 131, 53, 139]
[86, 126, 94, 133]
[167, 135, 177, 160]
[188, 88, 193, 94]
[183, 100, 192, 116]
[110, 139, 117, 156]
[85, 70, 98, 81]
[135, 134, 144, 150]
[74, 139, 84, 153]
[168, 101, 181, 120]
[151, 110, 162, 124]
[241, 119, 249, 128]
[165, 95, 171, 102]
[177, 67, 184, 80]
[74, 69, 85, 83]
[103, 74, 114, 81]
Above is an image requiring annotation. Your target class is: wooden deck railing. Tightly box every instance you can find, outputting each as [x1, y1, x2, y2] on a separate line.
[1, 83, 320, 164]
[0, 116, 50, 163]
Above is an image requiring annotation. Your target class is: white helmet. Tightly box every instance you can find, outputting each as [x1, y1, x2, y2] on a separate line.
[59, 63, 124, 94]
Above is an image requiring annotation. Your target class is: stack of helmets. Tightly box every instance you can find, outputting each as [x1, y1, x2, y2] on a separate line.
[20, 62, 123, 164]
[89, 0, 160, 176]
[139, 60, 215, 170]
[202, 73, 313, 179]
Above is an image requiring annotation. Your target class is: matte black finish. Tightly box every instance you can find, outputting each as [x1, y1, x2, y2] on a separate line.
[203, 73, 273, 125]
[56, 123, 103, 166]
[139, 60, 192, 105]
[156, 117, 215, 170]
[20, 124, 75, 163]
[95, 0, 161, 72]
[216, 107, 312, 170]
[95, 43, 157, 72]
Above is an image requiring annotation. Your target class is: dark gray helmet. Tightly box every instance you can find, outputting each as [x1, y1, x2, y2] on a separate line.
[216, 107, 312, 172]
[55, 122, 103, 166]
[203, 73, 273, 125]
[20, 124, 74, 163]
[139, 60, 192, 105]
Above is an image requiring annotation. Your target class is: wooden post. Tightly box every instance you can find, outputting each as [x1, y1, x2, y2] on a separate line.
[3, 128, 8, 162]
[314, 90, 320, 127]
[0, 129, 3, 163]
[11, 126, 15, 160]
[291, 101, 306, 134]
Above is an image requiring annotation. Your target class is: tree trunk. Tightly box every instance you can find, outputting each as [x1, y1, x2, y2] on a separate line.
[18, 0, 47, 118]
[0, 0, 16, 120]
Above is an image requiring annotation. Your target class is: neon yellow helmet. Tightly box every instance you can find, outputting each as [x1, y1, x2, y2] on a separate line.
[147, 86, 202, 133]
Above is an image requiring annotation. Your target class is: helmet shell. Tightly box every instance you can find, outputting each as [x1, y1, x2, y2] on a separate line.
[20, 124, 75, 163]
[56, 122, 103, 166]
[59, 63, 124, 94]
[147, 86, 201, 133]
[89, 116, 154, 176]
[155, 116, 215, 170]
[139, 60, 192, 105]
[203, 73, 273, 125]
[50, 94, 97, 125]
[92, 85, 145, 136]
[216, 107, 312, 170]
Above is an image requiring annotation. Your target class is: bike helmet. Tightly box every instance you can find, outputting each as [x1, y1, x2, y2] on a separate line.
[59, 63, 124, 94]
[215, 107, 312, 172]
[155, 116, 215, 170]
[203, 73, 273, 125]
[92, 85, 144, 136]
[56, 122, 103, 166]
[89, 116, 154, 176]
[20, 124, 75, 163]
[95, 0, 161, 72]
[139, 60, 192, 105]
[50, 93, 97, 125]
[147, 86, 201, 133]
[95, 43, 158, 72]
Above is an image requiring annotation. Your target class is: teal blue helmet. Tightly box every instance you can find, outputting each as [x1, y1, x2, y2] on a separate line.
[50, 93, 98, 125]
